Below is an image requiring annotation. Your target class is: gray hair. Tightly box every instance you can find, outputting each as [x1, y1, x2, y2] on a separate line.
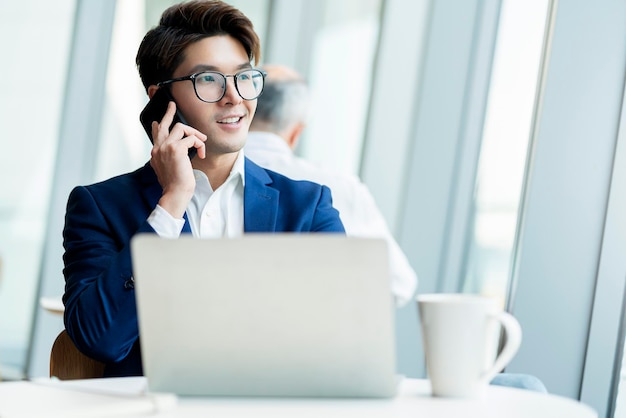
[253, 79, 310, 132]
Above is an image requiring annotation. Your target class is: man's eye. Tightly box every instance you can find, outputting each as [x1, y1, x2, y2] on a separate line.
[238, 73, 251, 81]
[198, 74, 218, 83]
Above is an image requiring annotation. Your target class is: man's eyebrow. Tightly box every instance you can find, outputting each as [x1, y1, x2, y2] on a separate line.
[187, 63, 253, 74]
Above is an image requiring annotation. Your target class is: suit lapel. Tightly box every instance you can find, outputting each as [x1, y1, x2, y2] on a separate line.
[137, 159, 276, 234]
[244, 158, 279, 232]
[138, 163, 162, 209]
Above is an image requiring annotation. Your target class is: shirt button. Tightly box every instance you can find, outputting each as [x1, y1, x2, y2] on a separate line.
[123, 277, 135, 290]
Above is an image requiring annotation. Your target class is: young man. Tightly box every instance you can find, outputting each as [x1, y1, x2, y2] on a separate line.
[62, 1, 344, 377]
[246, 64, 417, 306]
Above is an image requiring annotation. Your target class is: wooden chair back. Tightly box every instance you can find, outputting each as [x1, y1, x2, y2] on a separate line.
[49, 330, 105, 380]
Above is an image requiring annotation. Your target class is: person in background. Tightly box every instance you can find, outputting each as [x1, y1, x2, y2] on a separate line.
[62, 1, 344, 378]
[246, 64, 547, 392]
[246, 64, 417, 306]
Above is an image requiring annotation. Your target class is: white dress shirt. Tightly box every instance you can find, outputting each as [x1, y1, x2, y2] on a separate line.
[147, 151, 245, 239]
[245, 131, 418, 306]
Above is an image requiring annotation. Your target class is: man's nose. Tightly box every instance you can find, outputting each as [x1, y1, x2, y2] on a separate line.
[221, 76, 242, 103]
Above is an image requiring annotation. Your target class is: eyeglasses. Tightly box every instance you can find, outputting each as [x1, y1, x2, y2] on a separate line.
[157, 68, 266, 103]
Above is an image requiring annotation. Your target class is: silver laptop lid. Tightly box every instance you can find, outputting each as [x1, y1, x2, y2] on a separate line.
[131, 234, 397, 398]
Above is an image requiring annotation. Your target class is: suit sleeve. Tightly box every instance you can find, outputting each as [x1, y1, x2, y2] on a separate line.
[311, 185, 346, 233]
[62, 186, 154, 363]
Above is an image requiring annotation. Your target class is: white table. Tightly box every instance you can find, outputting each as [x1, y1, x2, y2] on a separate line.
[0, 377, 596, 418]
[39, 296, 65, 315]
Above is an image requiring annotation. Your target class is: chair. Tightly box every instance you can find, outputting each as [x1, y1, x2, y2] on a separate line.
[49, 330, 105, 380]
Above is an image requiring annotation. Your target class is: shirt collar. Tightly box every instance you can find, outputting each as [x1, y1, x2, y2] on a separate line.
[232, 150, 245, 187]
[192, 150, 246, 191]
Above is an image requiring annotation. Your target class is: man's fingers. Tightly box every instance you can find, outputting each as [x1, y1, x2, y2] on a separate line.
[150, 102, 207, 158]
[152, 101, 176, 143]
[172, 122, 207, 142]
[160, 101, 176, 130]
[176, 134, 207, 159]
[151, 101, 176, 144]
[191, 137, 206, 159]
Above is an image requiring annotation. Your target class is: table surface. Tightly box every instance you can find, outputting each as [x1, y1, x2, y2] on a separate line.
[39, 296, 64, 315]
[0, 376, 597, 418]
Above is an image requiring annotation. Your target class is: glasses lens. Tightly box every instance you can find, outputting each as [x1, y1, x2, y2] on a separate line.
[236, 70, 264, 100]
[194, 71, 226, 102]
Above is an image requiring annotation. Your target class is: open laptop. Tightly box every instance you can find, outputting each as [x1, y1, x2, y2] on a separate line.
[130, 234, 398, 398]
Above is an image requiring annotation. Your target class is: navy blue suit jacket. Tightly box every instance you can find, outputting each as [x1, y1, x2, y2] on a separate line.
[62, 158, 344, 376]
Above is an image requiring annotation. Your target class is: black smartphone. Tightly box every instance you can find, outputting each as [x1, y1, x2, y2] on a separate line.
[139, 88, 197, 159]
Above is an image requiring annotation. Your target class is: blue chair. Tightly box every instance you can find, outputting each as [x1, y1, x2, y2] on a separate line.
[491, 373, 548, 392]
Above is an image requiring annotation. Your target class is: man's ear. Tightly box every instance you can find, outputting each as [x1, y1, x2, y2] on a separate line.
[286, 123, 305, 150]
[147, 85, 159, 100]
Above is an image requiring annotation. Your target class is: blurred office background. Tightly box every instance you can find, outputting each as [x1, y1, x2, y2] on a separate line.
[0, 0, 625, 416]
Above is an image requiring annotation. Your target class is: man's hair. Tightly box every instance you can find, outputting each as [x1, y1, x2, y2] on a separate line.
[252, 79, 310, 133]
[136, 0, 261, 91]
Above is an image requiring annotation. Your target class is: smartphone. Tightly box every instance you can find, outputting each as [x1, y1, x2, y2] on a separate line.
[139, 88, 197, 159]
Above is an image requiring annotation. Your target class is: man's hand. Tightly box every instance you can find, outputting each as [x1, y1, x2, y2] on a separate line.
[150, 101, 207, 218]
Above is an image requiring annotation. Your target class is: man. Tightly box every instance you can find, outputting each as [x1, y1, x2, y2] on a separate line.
[62, 1, 344, 377]
[246, 65, 417, 306]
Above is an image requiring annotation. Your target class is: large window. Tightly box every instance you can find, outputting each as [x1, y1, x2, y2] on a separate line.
[0, 0, 76, 378]
[301, 0, 383, 176]
[462, 0, 550, 306]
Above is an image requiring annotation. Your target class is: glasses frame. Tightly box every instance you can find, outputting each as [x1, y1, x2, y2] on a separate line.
[157, 68, 267, 103]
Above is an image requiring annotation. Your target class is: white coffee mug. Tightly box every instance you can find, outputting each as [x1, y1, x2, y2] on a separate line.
[417, 293, 522, 398]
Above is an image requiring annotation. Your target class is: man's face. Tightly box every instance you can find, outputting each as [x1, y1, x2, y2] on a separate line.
[169, 35, 257, 157]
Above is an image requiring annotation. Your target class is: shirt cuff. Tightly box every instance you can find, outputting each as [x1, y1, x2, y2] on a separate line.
[147, 204, 185, 238]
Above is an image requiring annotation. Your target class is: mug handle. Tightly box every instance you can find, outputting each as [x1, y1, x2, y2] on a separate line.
[479, 311, 522, 385]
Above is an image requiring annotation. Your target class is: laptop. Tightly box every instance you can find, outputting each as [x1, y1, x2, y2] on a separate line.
[130, 234, 398, 398]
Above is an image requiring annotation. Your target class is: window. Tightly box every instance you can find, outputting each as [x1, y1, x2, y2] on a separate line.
[301, 0, 383, 176]
[462, 0, 550, 306]
[0, 0, 76, 377]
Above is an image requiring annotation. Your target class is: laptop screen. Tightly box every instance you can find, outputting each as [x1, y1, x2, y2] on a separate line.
[131, 234, 397, 398]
